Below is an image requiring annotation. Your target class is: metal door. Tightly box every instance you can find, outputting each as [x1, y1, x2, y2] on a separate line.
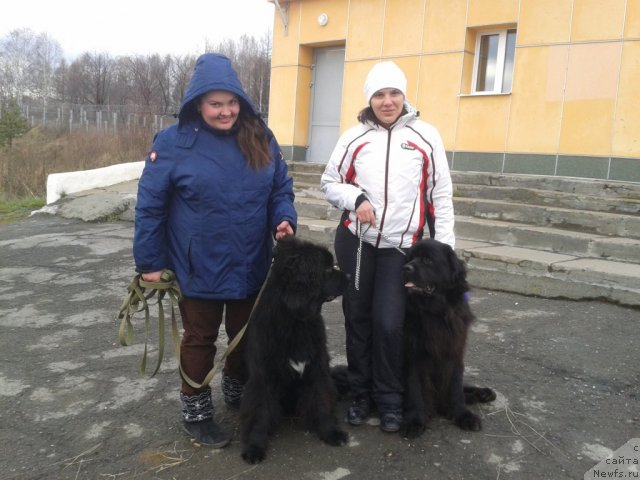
[306, 47, 345, 163]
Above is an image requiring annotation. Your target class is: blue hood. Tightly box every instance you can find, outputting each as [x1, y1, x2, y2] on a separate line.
[178, 53, 258, 123]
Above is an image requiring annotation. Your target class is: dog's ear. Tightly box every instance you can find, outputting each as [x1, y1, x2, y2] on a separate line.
[445, 244, 468, 291]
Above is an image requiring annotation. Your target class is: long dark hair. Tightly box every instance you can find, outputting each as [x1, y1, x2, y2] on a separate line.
[236, 106, 271, 170]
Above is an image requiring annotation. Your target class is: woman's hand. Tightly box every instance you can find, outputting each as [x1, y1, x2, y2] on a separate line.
[275, 221, 294, 240]
[141, 271, 163, 282]
[356, 200, 376, 228]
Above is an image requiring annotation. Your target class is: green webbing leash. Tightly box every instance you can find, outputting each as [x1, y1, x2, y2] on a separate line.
[116, 266, 271, 389]
[117, 270, 183, 378]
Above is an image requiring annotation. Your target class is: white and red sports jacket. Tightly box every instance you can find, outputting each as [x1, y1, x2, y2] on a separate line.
[321, 106, 455, 249]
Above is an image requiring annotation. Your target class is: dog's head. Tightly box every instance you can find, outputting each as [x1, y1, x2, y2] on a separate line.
[272, 238, 348, 313]
[403, 239, 468, 297]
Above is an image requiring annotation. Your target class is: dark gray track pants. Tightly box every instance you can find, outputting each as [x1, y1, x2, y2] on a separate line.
[334, 223, 408, 412]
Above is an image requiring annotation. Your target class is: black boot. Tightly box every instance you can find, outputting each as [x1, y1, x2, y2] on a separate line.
[380, 410, 403, 433]
[347, 395, 372, 425]
[182, 418, 230, 448]
[180, 390, 230, 448]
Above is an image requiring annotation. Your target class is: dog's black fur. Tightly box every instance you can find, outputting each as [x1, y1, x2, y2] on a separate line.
[400, 239, 496, 438]
[240, 237, 349, 464]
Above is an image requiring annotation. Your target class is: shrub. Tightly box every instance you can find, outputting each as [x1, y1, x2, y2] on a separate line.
[0, 99, 30, 148]
[0, 126, 152, 198]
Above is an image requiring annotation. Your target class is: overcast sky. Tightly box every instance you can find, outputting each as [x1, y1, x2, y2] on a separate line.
[1, 0, 276, 59]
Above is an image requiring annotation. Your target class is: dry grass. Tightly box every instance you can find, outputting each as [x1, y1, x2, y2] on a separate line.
[0, 126, 153, 199]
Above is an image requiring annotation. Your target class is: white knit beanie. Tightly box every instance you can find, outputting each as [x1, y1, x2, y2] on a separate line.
[363, 61, 407, 103]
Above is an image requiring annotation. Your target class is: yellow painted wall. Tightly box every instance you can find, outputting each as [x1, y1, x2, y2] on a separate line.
[345, 0, 385, 59]
[559, 42, 622, 156]
[611, 41, 640, 157]
[418, 53, 463, 147]
[268, 0, 640, 162]
[381, 2, 425, 56]
[423, 0, 468, 52]
[518, 0, 572, 44]
[506, 45, 566, 153]
[571, 0, 626, 42]
[466, 0, 519, 27]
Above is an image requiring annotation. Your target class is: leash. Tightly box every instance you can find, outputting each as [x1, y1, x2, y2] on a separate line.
[354, 222, 407, 291]
[117, 266, 272, 389]
[117, 270, 182, 378]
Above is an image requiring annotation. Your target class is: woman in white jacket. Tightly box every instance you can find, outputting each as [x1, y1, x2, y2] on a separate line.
[321, 61, 455, 433]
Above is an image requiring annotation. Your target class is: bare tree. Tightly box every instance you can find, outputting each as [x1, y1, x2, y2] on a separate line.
[206, 32, 272, 116]
[31, 32, 63, 100]
[169, 54, 197, 114]
[0, 29, 38, 100]
[0, 29, 63, 103]
[109, 57, 135, 106]
[86, 52, 113, 105]
[62, 53, 112, 105]
[53, 58, 69, 103]
[150, 54, 174, 114]
[124, 54, 164, 112]
[0, 28, 272, 128]
[64, 58, 88, 104]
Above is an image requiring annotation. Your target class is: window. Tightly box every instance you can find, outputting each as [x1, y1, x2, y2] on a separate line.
[472, 28, 516, 94]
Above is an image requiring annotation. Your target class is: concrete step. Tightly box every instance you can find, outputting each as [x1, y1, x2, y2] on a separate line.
[289, 161, 324, 186]
[291, 170, 322, 187]
[294, 217, 640, 307]
[454, 183, 640, 216]
[452, 171, 640, 199]
[288, 163, 640, 307]
[290, 163, 640, 202]
[459, 239, 640, 307]
[288, 161, 326, 174]
[455, 215, 640, 264]
[295, 216, 338, 248]
[453, 197, 640, 239]
[295, 198, 640, 265]
[295, 182, 640, 240]
[295, 196, 343, 221]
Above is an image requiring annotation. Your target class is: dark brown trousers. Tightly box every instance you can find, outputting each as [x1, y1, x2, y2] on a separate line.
[178, 295, 256, 396]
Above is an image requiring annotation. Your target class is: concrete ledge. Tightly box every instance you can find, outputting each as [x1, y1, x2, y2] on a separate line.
[56, 192, 137, 222]
[46, 161, 144, 204]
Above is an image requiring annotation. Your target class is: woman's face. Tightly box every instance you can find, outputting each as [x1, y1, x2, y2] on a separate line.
[199, 90, 240, 130]
[370, 88, 404, 127]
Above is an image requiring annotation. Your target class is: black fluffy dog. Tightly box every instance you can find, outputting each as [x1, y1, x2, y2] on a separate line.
[240, 237, 349, 464]
[401, 239, 496, 438]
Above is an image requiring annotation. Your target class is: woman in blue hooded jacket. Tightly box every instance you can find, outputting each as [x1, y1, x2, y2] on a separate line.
[133, 53, 297, 448]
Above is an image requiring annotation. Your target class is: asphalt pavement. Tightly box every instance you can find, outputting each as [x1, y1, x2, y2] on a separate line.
[0, 213, 638, 480]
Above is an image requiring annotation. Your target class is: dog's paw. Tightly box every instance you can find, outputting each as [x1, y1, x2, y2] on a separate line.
[241, 444, 266, 464]
[475, 387, 496, 403]
[464, 386, 497, 404]
[321, 428, 349, 446]
[454, 411, 482, 431]
[400, 420, 426, 439]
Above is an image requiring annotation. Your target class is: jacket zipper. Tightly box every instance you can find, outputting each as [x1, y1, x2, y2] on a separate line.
[375, 128, 393, 248]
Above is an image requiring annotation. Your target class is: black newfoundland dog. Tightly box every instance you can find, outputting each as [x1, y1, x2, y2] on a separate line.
[400, 239, 496, 438]
[240, 237, 349, 464]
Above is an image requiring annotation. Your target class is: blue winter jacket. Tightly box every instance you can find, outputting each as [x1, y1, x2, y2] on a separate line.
[133, 53, 297, 300]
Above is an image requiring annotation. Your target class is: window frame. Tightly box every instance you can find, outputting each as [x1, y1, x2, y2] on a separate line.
[471, 28, 516, 95]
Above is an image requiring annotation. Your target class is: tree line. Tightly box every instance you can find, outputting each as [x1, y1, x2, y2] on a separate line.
[0, 28, 273, 122]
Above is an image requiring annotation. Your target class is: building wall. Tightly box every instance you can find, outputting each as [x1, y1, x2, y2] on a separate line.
[268, 0, 640, 182]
